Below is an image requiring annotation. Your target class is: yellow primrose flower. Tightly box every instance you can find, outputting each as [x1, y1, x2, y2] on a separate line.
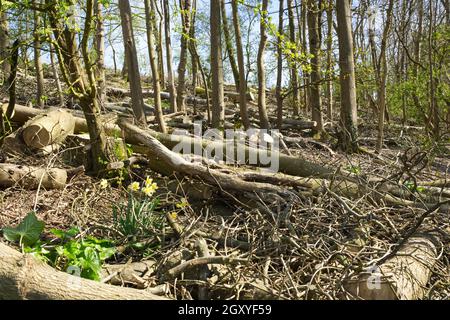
[176, 198, 189, 209]
[169, 212, 177, 220]
[128, 181, 140, 191]
[100, 179, 108, 189]
[141, 185, 155, 197]
[144, 176, 153, 187]
[141, 182, 158, 197]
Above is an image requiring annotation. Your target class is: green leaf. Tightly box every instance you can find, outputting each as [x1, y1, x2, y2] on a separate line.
[51, 227, 79, 239]
[3, 212, 45, 246]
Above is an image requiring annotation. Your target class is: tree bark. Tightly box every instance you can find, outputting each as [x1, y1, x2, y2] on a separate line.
[0, 163, 67, 190]
[307, 0, 324, 134]
[345, 236, 437, 300]
[210, 0, 225, 128]
[220, 0, 240, 90]
[287, 0, 300, 116]
[33, 0, 45, 109]
[118, 0, 147, 126]
[0, 243, 167, 300]
[375, 0, 394, 152]
[0, 8, 10, 81]
[231, 0, 250, 130]
[176, 0, 191, 113]
[276, 0, 285, 129]
[144, 0, 167, 133]
[325, 0, 333, 120]
[94, 0, 106, 104]
[163, 0, 177, 113]
[257, 0, 270, 129]
[336, 0, 358, 152]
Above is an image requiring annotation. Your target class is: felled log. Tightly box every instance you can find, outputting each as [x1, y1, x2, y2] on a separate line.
[0, 243, 167, 300]
[106, 88, 207, 105]
[344, 235, 438, 300]
[117, 118, 288, 195]
[224, 91, 255, 103]
[0, 163, 67, 189]
[103, 102, 154, 116]
[269, 117, 317, 130]
[21, 109, 75, 149]
[8, 105, 336, 179]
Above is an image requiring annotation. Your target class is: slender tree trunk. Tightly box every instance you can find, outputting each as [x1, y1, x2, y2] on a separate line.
[220, 0, 240, 90]
[307, 0, 324, 134]
[94, 0, 106, 104]
[231, 0, 250, 130]
[428, 0, 439, 139]
[325, 0, 333, 120]
[375, 0, 394, 152]
[176, 0, 191, 113]
[5, 40, 19, 122]
[49, 40, 64, 107]
[301, 0, 309, 111]
[276, 0, 285, 129]
[257, 0, 270, 130]
[336, 0, 358, 153]
[210, 0, 225, 128]
[145, 0, 167, 133]
[118, 0, 147, 126]
[0, 8, 10, 83]
[287, 0, 300, 116]
[152, 0, 165, 90]
[163, 0, 177, 113]
[412, 0, 427, 124]
[33, 0, 45, 109]
[189, 0, 198, 114]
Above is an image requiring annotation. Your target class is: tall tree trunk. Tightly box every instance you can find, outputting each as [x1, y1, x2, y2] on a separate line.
[46, 0, 110, 173]
[152, 0, 165, 90]
[276, 0, 285, 129]
[428, 0, 439, 139]
[33, 0, 45, 109]
[412, 0, 427, 125]
[189, 0, 198, 114]
[118, 0, 147, 126]
[210, 0, 225, 128]
[231, 0, 250, 130]
[0, 8, 10, 83]
[5, 40, 19, 122]
[257, 0, 270, 130]
[144, 0, 167, 133]
[287, 0, 300, 116]
[336, 0, 358, 153]
[375, 0, 394, 152]
[163, 0, 177, 112]
[325, 0, 333, 120]
[220, 0, 240, 90]
[49, 40, 64, 107]
[301, 0, 310, 112]
[307, 0, 324, 134]
[176, 0, 191, 113]
[94, 0, 106, 104]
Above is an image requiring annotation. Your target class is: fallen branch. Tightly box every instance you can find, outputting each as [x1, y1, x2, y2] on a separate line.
[0, 243, 167, 300]
[0, 163, 67, 190]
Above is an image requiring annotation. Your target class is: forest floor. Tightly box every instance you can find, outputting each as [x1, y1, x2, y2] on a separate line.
[1, 72, 449, 300]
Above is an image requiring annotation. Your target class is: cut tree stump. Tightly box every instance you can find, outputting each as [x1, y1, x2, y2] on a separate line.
[0, 163, 67, 189]
[0, 243, 167, 300]
[21, 109, 75, 149]
[344, 235, 438, 300]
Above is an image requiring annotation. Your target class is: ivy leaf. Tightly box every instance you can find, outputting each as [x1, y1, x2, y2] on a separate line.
[2, 212, 45, 246]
